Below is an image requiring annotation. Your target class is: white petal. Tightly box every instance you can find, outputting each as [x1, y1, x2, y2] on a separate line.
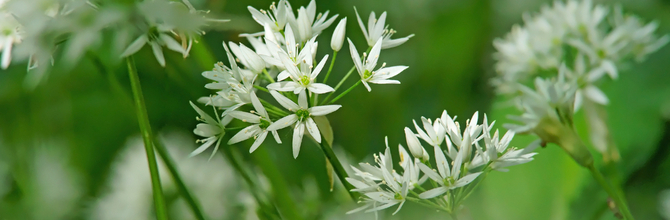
[308, 83, 335, 94]
[311, 54, 330, 78]
[584, 86, 609, 105]
[418, 187, 448, 199]
[249, 131, 269, 153]
[381, 34, 414, 49]
[249, 91, 268, 118]
[417, 162, 442, 182]
[228, 125, 260, 144]
[267, 114, 298, 131]
[305, 117, 321, 143]
[267, 81, 298, 92]
[309, 105, 341, 116]
[292, 122, 305, 158]
[189, 137, 216, 157]
[353, 7, 369, 40]
[121, 35, 148, 57]
[150, 42, 166, 67]
[347, 39, 364, 75]
[298, 90, 309, 109]
[365, 40, 382, 71]
[452, 172, 482, 188]
[228, 111, 261, 123]
[270, 90, 299, 111]
[160, 34, 186, 56]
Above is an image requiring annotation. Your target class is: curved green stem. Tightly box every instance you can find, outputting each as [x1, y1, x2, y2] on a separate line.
[318, 141, 358, 200]
[262, 69, 275, 83]
[588, 164, 634, 220]
[153, 137, 205, 220]
[328, 81, 361, 105]
[252, 147, 304, 220]
[254, 85, 270, 93]
[321, 66, 356, 105]
[322, 51, 337, 84]
[126, 56, 168, 220]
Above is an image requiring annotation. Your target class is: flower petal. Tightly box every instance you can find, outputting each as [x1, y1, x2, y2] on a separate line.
[270, 90, 299, 111]
[309, 105, 341, 116]
[292, 122, 305, 158]
[267, 114, 298, 131]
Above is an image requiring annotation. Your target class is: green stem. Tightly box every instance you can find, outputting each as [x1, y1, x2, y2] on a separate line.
[126, 56, 168, 220]
[318, 141, 358, 200]
[322, 51, 337, 84]
[254, 85, 270, 93]
[260, 99, 288, 115]
[408, 190, 445, 211]
[252, 147, 304, 220]
[321, 66, 356, 105]
[263, 69, 275, 83]
[328, 81, 361, 105]
[587, 164, 635, 220]
[450, 211, 459, 220]
[153, 137, 205, 220]
[222, 146, 281, 219]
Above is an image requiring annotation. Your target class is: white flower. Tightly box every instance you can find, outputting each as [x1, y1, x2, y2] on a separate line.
[417, 146, 482, 199]
[397, 144, 428, 187]
[266, 90, 341, 158]
[247, 0, 291, 32]
[562, 56, 610, 110]
[348, 147, 409, 215]
[331, 17, 347, 51]
[403, 127, 429, 161]
[412, 117, 446, 148]
[290, 0, 338, 43]
[348, 39, 408, 92]
[260, 24, 317, 71]
[267, 52, 334, 94]
[0, 12, 22, 69]
[227, 91, 282, 153]
[189, 101, 233, 159]
[353, 7, 414, 49]
[121, 24, 188, 67]
[228, 41, 267, 74]
[469, 115, 538, 171]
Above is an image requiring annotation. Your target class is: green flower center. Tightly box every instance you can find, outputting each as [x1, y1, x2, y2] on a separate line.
[300, 75, 311, 85]
[2, 28, 12, 36]
[394, 192, 403, 200]
[259, 118, 272, 130]
[148, 26, 160, 41]
[443, 176, 456, 186]
[597, 49, 606, 58]
[363, 69, 373, 79]
[296, 109, 310, 121]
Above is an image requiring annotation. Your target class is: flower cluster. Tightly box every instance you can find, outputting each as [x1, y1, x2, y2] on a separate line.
[493, 0, 668, 92]
[189, 0, 413, 158]
[496, 0, 667, 160]
[347, 111, 538, 215]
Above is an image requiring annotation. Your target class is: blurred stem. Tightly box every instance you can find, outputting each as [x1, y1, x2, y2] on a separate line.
[259, 99, 288, 116]
[322, 51, 337, 84]
[321, 66, 355, 105]
[254, 85, 270, 93]
[318, 141, 358, 200]
[251, 147, 304, 220]
[327, 81, 361, 105]
[263, 69, 275, 83]
[406, 196, 449, 212]
[222, 146, 281, 220]
[450, 212, 459, 220]
[153, 137, 205, 220]
[587, 164, 634, 220]
[126, 56, 168, 220]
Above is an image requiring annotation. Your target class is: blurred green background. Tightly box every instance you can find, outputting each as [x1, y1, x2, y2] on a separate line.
[1, 0, 670, 219]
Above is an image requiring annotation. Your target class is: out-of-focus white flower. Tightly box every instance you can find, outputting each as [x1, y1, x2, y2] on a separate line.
[290, 0, 338, 43]
[189, 101, 233, 159]
[0, 12, 22, 69]
[417, 146, 482, 199]
[331, 17, 347, 51]
[266, 90, 341, 158]
[348, 39, 408, 92]
[267, 52, 333, 94]
[90, 132, 248, 220]
[121, 24, 187, 67]
[227, 91, 283, 153]
[247, 0, 291, 32]
[353, 7, 414, 49]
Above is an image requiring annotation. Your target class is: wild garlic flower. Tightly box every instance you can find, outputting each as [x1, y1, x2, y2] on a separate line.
[348, 39, 408, 92]
[493, 0, 668, 92]
[331, 17, 347, 51]
[0, 11, 21, 69]
[247, 0, 291, 32]
[189, 101, 232, 160]
[245, 0, 338, 44]
[266, 90, 341, 158]
[227, 91, 282, 153]
[267, 52, 333, 94]
[353, 7, 414, 49]
[349, 111, 536, 216]
[228, 41, 267, 74]
[121, 24, 187, 67]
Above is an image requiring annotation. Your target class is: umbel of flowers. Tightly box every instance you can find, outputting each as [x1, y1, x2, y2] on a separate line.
[346, 111, 537, 216]
[494, 0, 667, 219]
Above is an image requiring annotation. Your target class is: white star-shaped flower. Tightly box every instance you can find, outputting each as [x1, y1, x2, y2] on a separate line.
[417, 146, 482, 199]
[353, 7, 414, 49]
[227, 91, 282, 153]
[189, 101, 233, 160]
[266, 90, 341, 158]
[348, 39, 408, 92]
[267, 51, 334, 94]
[121, 24, 188, 67]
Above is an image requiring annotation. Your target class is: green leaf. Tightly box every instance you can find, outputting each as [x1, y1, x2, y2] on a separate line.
[313, 116, 335, 191]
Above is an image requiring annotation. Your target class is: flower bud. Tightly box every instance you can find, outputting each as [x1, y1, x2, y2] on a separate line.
[331, 17, 347, 51]
[404, 127, 427, 161]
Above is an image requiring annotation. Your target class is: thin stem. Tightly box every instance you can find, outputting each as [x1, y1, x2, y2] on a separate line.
[254, 85, 270, 93]
[450, 211, 460, 220]
[222, 146, 281, 220]
[405, 197, 450, 212]
[252, 147, 304, 220]
[587, 164, 635, 220]
[327, 81, 361, 105]
[321, 66, 356, 105]
[318, 140, 358, 200]
[153, 137, 205, 220]
[262, 69, 275, 83]
[259, 99, 288, 115]
[126, 56, 168, 220]
[322, 51, 337, 84]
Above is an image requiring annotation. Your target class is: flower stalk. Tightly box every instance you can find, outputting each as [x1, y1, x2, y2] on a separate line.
[318, 140, 358, 200]
[126, 56, 168, 220]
